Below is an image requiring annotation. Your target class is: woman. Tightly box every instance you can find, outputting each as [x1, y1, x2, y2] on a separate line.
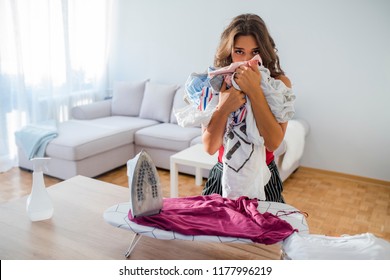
[202, 14, 292, 203]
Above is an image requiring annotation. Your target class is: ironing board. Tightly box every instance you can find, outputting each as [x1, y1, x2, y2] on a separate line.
[103, 200, 309, 258]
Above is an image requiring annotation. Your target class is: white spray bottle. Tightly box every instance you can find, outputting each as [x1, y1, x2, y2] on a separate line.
[26, 157, 54, 221]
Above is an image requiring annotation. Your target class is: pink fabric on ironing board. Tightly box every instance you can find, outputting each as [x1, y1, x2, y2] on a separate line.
[129, 194, 296, 245]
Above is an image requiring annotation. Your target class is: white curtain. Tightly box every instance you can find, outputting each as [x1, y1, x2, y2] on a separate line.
[0, 0, 112, 172]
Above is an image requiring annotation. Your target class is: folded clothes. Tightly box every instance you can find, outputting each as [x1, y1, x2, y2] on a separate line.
[15, 121, 58, 160]
[282, 232, 390, 260]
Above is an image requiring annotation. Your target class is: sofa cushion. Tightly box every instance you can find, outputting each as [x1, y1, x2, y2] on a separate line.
[139, 81, 178, 123]
[111, 80, 148, 116]
[87, 116, 158, 131]
[170, 87, 188, 124]
[46, 117, 158, 161]
[135, 123, 201, 151]
[72, 99, 112, 120]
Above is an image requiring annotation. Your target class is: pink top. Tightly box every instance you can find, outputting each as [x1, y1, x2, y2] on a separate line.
[129, 194, 295, 245]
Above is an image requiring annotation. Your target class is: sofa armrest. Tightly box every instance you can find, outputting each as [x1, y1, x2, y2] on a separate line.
[279, 119, 309, 171]
[274, 141, 286, 158]
[71, 99, 112, 120]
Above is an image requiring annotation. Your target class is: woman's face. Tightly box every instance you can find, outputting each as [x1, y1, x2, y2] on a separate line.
[231, 35, 260, 63]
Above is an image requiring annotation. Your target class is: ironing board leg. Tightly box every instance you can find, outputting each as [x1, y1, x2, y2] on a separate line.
[124, 233, 142, 258]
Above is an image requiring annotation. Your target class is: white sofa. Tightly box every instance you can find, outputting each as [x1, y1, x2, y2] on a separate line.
[17, 80, 309, 181]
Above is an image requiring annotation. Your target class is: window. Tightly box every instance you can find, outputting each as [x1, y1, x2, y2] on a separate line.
[0, 0, 112, 172]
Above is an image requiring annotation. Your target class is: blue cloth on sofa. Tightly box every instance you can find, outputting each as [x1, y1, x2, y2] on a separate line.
[15, 121, 58, 160]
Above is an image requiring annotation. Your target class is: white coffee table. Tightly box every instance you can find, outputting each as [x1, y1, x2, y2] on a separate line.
[170, 144, 218, 197]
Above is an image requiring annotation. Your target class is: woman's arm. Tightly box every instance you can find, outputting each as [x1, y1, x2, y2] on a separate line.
[202, 81, 246, 155]
[235, 61, 291, 151]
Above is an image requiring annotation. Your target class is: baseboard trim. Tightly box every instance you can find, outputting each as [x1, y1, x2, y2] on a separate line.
[299, 166, 390, 187]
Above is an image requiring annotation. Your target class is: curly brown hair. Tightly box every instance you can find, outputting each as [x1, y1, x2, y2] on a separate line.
[214, 14, 284, 78]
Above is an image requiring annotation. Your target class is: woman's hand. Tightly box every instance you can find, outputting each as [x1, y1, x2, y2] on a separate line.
[234, 60, 262, 98]
[217, 81, 246, 115]
[201, 81, 246, 155]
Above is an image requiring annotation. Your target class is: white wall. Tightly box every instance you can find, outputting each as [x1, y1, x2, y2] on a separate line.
[109, 0, 390, 181]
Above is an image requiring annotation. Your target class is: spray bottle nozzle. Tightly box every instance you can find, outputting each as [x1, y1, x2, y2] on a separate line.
[30, 157, 51, 173]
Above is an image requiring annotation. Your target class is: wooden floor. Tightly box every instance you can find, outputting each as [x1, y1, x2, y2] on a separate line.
[1, 166, 389, 242]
